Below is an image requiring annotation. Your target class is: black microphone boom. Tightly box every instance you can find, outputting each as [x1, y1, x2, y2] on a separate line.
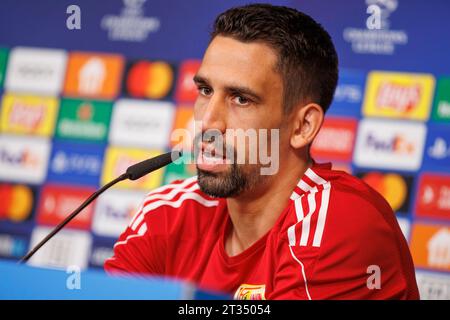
[19, 150, 182, 264]
[126, 150, 181, 180]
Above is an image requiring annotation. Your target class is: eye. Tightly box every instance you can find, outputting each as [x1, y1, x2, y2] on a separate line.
[232, 95, 250, 106]
[198, 86, 213, 97]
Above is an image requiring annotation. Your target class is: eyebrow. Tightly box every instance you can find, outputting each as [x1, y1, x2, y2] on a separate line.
[193, 74, 263, 103]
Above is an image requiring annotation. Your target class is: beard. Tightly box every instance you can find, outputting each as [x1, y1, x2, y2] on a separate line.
[193, 131, 264, 198]
[197, 162, 262, 198]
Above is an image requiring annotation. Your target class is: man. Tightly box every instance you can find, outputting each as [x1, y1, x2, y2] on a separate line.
[105, 3, 419, 300]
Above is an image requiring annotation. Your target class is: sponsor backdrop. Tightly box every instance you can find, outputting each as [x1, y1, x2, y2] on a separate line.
[0, 0, 449, 299]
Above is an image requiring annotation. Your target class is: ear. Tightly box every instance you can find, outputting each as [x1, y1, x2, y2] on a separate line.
[290, 103, 324, 150]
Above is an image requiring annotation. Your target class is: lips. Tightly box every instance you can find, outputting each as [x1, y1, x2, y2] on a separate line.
[196, 142, 228, 171]
[198, 143, 225, 163]
[201, 142, 224, 159]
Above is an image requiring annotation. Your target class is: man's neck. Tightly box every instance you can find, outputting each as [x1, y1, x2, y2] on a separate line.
[225, 156, 312, 257]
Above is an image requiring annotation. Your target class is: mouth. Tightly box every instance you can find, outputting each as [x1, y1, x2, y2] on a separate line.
[196, 143, 228, 172]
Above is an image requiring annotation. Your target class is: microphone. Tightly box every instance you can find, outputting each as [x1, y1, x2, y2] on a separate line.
[19, 150, 182, 264]
[126, 151, 180, 180]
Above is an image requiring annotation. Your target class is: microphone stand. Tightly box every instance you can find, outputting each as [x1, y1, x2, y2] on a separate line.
[19, 173, 129, 263]
[19, 150, 181, 264]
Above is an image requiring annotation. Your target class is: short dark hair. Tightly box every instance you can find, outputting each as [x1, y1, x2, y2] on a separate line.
[211, 3, 339, 113]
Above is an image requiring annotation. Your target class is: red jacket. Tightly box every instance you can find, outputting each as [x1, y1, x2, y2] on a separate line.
[105, 162, 419, 300]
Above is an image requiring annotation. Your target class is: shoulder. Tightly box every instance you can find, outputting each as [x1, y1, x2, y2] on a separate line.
[323, 169, 396, 236]
[282, 168, 398, 250]
[272, 168, 416, 299]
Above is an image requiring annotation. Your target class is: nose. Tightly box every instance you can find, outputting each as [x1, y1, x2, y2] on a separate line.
[197, 94, 227, 134]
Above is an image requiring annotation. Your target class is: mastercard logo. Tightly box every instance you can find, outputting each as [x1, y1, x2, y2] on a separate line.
[125, 61, 174, 99]
[361, 172, 408, 212]
[0, 184, 34, 222]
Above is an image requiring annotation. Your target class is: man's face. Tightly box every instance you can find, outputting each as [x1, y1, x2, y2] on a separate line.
[193, 35, 287, 198]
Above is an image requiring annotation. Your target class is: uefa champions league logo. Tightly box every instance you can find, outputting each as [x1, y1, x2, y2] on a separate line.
[343, 0, 407, 55]
[122, 0, 146, 16]
[101, 0, 160, 42]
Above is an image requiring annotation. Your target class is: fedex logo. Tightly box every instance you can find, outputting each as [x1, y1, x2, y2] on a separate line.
[365, 133, 415, 154]
[92, 189, 146, 237]
[0, 135, 50, 184]
[0, 148, 40, 167]
[354, 119, 426, 171]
